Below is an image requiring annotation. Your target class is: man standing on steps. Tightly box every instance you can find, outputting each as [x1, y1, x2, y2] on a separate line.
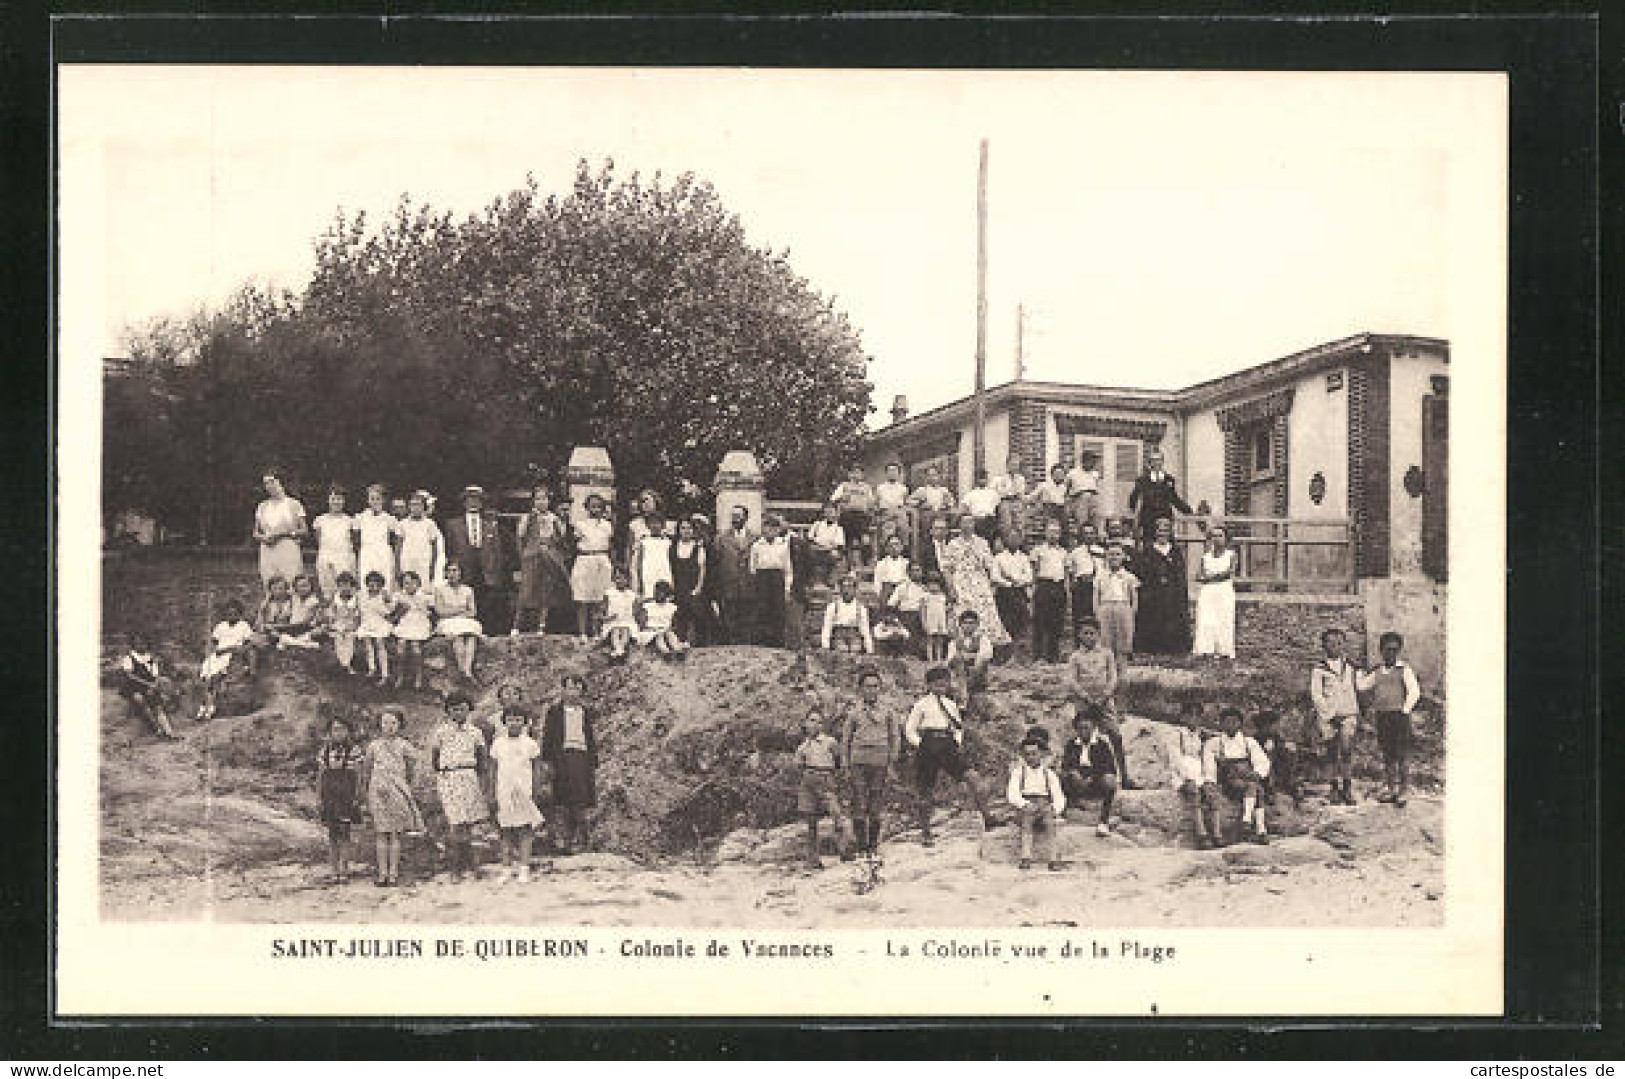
[904, 665, 992, 847]
[841, 665, 897, 856]
[713, 505, 758, 644]
[1127, 447, 1192, 547]
[444, 485, 514, 637]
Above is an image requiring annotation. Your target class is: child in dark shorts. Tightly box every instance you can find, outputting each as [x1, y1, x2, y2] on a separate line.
[1252, 709, 1301, 807]
[794, 708, 855, 868]
[1197, 706, 1271, 848]
[903, 665, 992, 846]
[316, 716, 365, 883]
[1059, 702, 1121, 837]
[1357, 631, 1423, 806]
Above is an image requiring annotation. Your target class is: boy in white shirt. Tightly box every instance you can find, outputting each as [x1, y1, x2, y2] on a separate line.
[821, 574, 874, 654]
[1007, 732, 1066, 870]
[874, 462, 912, 559]
[905, 666, 992, 845]
[872, 534, 911, 606]
[1309, 627, 1361, 805]
[1198, 706, 1272, 848]
[1065, 450, 1103, 533]
[1027, 462, 1070, 535]
[907, 463, 957, 553]
[990, 532, 1033, 648]
[883, 561, 929, 657]
[829, 465, 876, 570]
[991, 453, 1029, 543]
[806, 503, 847, 588]
[1029, 519, 1070, 663]
[1066, 523, 1102, 645]
[962, 469, 1001, 544]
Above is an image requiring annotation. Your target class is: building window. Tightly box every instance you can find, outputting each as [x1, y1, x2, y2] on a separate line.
[1250, 424, 1273, 479]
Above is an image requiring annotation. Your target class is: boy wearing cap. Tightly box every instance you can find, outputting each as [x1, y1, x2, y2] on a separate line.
[1006, 730, 1066, 870]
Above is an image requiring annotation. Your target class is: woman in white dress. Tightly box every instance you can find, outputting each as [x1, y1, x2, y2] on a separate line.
[252, 471, 308, 591]
[355, 483, 401, 588]
[1192, 525, 1238, 660]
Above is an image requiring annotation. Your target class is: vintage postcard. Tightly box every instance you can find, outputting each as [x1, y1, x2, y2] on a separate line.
[56, 64, 1505, 1017]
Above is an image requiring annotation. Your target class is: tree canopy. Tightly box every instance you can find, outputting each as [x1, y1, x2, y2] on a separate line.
[110, 160, 875, 539]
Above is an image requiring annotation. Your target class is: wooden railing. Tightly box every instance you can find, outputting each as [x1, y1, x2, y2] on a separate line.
[1173, 515, 1357, 595]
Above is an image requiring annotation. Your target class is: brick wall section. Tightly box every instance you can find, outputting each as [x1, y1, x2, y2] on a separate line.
[1222, 428, 1247, 515]
[1348, 352, 1392, 577]
[1271, 412, 1290, 516]
[1009, 398, 1048, 479]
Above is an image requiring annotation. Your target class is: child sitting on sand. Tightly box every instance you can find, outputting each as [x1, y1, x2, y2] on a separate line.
[117, 631, 178, 740]
[1006, 730, 1066, 871]
[599, 568, 639, 664]
[1197, 706, 1272, 849]
[637, 580, 690, 660]
[197, 599, 254, 721]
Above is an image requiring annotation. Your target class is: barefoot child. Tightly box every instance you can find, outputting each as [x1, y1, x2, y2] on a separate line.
[197, 599, 254, 720]
[904, 665, 992, 846]
[1198, 706, 1272, 848]
[432, 561, 484, 682]
[541, 674, 599, 854]
[316, 716, 365, 883]
[1356, 631, 1422, 805]
[327, 572, 363, 674]
[430, 692, 489, 881]
[1007, 731, 1066, 870]
[393, 570, 434, 690]
[489, 707, 545, 882]
[362, 708, 423, 886]
[118, 631, 178, 739]
[1060, 703, 1121, 837]
[1310, 627, 1361, 805]
[794, 708, 855, 869]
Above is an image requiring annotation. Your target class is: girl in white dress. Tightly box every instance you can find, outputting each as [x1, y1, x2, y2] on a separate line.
[357, 570, 398, 686]
[599, 567, 639, 662]
[252, 471, 308, 591]
[488, 708, 545, 882]
[310, 487, 357, 597]
[637, 580, 689, 659]
[397, 490, 444, 589]
[197, 599, 254, 719]
[570, 495, 615, 640]
[631, 513, 675, 600]
[393, 570, 435, 690]
[1192, 525, 1238, 660]
[355, 484, 401, 589]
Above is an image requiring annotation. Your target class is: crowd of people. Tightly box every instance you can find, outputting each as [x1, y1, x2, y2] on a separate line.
[112, 455, 1425, 884]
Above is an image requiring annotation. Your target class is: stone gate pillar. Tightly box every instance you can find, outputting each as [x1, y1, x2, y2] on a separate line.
[565, 446, 616, 529]
[714, 449, 766, 530]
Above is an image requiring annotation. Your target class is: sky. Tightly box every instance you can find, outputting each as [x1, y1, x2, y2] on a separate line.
[59, 66, 1504, 426]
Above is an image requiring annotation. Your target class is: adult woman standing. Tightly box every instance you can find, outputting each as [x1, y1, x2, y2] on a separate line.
[514, 485, 573, 634]
[1192, 524, 1238, 660]
[252, 470, 308, 591]
[670, 516, 710, 645]
[1132, 516, 1191, 655]
[941, 512, 1010, 649]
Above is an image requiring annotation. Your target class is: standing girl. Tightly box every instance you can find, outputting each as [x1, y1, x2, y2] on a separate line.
[921, 572, 951, 662]
[357, 570, 398, 686]
[393, 570, 435, 690]
[252, 470, 308, 592]
[669, 517, 709, 644]
[631, 513, 675, 601]
[570, 494, 615, 641]
[1192, 525, 1238, 660]
[355, 484, 401, 590]
[362, 708, 423, 886]
[514, 485, 573, 635]
[397, 490, 444, 590]
[311, 487, 358, 597]
[327, 571, 363, 674]
[429, 692, 489, 881]
[316, 716, 365, 884]
[432, 560, 484, 682]
[488, 707, 545, 882]
[541, 674, 598, 854]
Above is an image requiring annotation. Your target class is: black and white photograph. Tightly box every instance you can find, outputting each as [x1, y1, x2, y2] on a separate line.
[56, 63, 1506, 1016]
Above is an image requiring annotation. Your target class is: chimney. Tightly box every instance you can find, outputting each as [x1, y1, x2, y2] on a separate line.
[891, 394, 909, 425]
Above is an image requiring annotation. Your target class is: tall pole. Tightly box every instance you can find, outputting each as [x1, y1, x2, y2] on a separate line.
[973, 138, 988, 476]
[1015, 303, 1026, 382]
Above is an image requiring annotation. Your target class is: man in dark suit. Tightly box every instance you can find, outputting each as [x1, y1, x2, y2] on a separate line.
[917, 516, 952, 581]
[444, 485, 515, 636]
[1128, 448, 1192, 545]
[712, 505, 758, 643]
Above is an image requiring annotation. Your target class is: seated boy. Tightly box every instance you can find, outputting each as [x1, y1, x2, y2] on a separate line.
[946, 609, 994, 721]
[1068, 617, 1136, 788]
[1197, 706, 1271, 849]
[1006, 731, 1066, 871]
[1252, 709, 1301, 807]
[820, 574, 874, 653]
[883, 561, 928, 657]
[118, 631, 179, 740]
[1059, 702, 1121, 837]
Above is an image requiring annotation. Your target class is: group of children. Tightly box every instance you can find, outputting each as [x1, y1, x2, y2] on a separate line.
[785, 624, 1424, 870]
[311, 677, 600, 885]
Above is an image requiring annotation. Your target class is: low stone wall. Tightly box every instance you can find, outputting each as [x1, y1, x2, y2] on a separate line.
[1234, 593, 1369, 668]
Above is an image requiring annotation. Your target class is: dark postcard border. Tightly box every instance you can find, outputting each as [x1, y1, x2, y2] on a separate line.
[4, 5, 1608, 1059]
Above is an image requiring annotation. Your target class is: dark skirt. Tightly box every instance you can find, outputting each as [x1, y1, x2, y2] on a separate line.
[994, 586, 1030, 639]
[319, 768, 360, 826]
[552, 748, 596, 807]
[1134, 579, 1191, 654]
[754, 569, 786, 647]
